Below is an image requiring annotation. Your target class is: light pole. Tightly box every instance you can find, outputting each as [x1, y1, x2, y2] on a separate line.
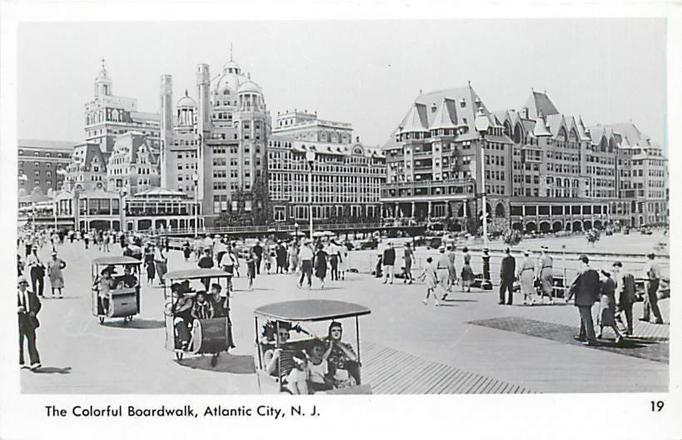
[192, 173, 199, 238]
[119, 188, 127, 233]
[294, 222, 300, 243]
[474, 108, 491, 248]
[306, 150, 316, 241]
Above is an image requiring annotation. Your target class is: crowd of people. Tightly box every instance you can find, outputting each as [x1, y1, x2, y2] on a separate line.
[16, 224, 669, 376]
[184, 234, 352, 292]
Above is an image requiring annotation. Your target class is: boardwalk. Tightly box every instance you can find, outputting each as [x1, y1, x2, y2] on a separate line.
[362, 342, 533, 394]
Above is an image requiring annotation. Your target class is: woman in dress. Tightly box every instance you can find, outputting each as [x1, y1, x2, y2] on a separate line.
[325, 321, 361, 387]
[597, 270, 623, 343]
[314, 244, 329, 289]
[143, 244, 156, 285]
[460, 247, 474, 293]
[47, 251, 67, 298]
[517, 249, 536, 305]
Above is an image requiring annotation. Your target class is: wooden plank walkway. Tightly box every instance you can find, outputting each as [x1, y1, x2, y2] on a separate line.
[361, 342, 533, 394]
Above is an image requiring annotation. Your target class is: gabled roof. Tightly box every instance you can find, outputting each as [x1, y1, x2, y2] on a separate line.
[532, 117, 552, 137]
[111, 132, 156, 165]
[545, 114, 566, 137]
[430, 98, 457, 130]
[72, 142, 108, 172]
[524, 90, 560, 118]
[399, 103, 429, 133]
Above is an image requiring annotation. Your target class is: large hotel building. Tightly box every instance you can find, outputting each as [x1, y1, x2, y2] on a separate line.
[381, 86, 667, 232]
[19, 57, 667, 233]
[268, 110, 385, 223]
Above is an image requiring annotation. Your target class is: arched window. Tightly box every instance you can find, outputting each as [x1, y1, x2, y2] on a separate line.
[495, 202, 505, 218]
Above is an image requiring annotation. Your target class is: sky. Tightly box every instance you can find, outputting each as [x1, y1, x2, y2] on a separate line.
[17, 19, 666, 148]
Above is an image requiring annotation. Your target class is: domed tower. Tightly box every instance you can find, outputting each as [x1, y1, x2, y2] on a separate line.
[176, 90, 197, 127]
[94, 58, 112, 97]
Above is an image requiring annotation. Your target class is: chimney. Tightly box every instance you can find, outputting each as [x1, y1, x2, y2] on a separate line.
[522, 107, 529, 119]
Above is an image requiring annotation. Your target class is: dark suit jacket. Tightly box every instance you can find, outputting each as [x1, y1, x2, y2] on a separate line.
[500, 255, 516, 281]
[17, 290, 41, 329]
[569, 269, 600, 306]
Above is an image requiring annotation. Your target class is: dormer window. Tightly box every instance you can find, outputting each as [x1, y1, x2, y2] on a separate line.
[460, 99, 466, 108]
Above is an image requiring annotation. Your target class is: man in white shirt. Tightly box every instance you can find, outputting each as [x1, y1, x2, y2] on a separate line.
[297, 241, 315, 289]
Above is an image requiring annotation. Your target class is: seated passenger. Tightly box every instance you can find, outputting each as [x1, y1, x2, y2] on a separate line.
[285, 351, 309, 395]
[169, 282, 193, 350]
[115, 266, 138, 288]
[209, 283, 227, 318]
[326, 321, 361, 387]
[96, 266, 116, 315]
[305, 340, 334, 392]
[191, 291, 214, 320]
[262, 321, 293, 376]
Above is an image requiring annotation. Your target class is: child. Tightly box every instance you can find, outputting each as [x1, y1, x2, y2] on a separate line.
[306, 340, 334, 392]
[418, 257, 442, 306]
[191, 291, 214, 320]
[246, 250, 256, 290]
[286, 351, 309, 395]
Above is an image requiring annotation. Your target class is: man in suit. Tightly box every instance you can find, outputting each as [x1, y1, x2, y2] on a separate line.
[17, 276, 42, 370]
[612, 261, 636, 336]
[499, 248, 516, 305]
[566, 255, 600, 346]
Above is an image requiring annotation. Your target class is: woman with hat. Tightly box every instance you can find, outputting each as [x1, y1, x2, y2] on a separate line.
[597, 269, 623, 344]
[517, 249, 536, 305]
[536, 245, 554, 304]
[47, 251, 67, 298]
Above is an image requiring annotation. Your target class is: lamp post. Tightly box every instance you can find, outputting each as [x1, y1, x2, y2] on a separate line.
[306, 150, 316, 241]
[55, 168, 68, 231]
[192, 173, 199, 238]
[474, 108, 491, 248]
[119, 188, 127, 233]
[294, 222, 300, 243]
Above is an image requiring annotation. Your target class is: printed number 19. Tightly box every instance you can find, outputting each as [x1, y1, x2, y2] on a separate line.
[651, 401, 664, 412]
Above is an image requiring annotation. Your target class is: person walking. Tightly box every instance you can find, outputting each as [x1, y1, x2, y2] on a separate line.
[517, 249, 536, 305]
[339, 246, 349, 280]
[536, 246, 554, 304]
[252, 241, 264, 275]
[640, 252, 664, 324]
[276, 243, 288, 274]
[26, 248, 45, 298]
[436, 247, 450, 299]
[612, 261, 636, 336]
[154, 243, 168, 287]
[83, 231, 90, 249]
[197, 248, 214, 290]
[328, 240, 340, 281]
[144, 244, 156, 285]
[596, 270, 623, 344]
[47, 251, 67, 298]
[460, 247, 474, 293]
[288, 242, 298, 273]
[297, 240, 314, 289]
[314, 244, 329, 289]
[381, 242, 396, 284]
[566, 255, 600, 346]
[499, 248, 516, 305]
[419, 257, 442, 307]
[18, 276, 42, 371]
[402, 243, 414, 284]
[446, 245, 458, 292]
